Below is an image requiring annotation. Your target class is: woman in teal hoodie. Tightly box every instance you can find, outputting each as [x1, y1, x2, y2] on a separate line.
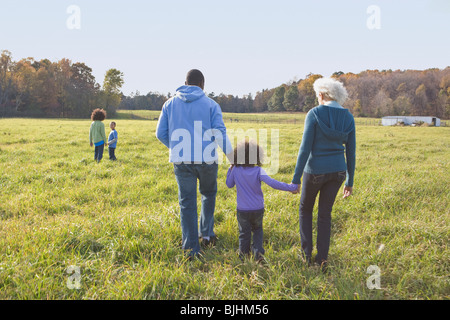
[292, 77, 356, 272]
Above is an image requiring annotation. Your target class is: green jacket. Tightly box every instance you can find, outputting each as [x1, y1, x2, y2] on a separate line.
[89, 121, 107, 145]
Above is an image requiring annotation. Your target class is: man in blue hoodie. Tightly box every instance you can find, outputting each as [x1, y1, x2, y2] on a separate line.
[156, 69, 233, 258]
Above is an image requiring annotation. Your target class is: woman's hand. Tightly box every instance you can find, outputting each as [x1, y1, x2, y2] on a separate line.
[343, 186, 353, 198]
[290, 184, 301, 194]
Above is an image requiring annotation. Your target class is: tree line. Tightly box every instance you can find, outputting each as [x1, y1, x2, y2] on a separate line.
[1, 50, 449, 119]
[123, 68, 450, 119]
[0, 50, 123, 118]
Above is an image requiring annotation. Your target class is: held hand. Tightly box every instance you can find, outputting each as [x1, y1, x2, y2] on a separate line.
[290, 184, 301, 194]
[90, 142, 93, 147]
[343, 186, 353, 199]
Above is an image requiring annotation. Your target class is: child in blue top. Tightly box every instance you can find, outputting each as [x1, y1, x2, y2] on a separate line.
[226, 139, 299, 262]
[107, 121, 118, 161]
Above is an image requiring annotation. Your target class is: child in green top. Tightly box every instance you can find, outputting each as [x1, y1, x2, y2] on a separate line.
[89, 108, 107, 163]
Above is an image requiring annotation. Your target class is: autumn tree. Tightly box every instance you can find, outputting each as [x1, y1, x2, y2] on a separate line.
[373, 89, 393, 117]
[68, 62, 99, 117]
[253, 89, 272, 112]
[297, 74, 322, 112]
[392, 96, 412, 116]
[414, 84, 428, 115]
[1, 50, 449, 119]
[55, 58, 72, 117]
[12, 58, 37, 114]
[438, 73, 450, 118]
[353, 99, 363, 117]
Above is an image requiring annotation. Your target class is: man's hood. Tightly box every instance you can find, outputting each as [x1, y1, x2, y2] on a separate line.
[175, 85, 205, 103]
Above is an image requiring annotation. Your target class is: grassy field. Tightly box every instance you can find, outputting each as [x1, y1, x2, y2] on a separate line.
[0, 114, 448, 300]
[116, 109, 383, 126]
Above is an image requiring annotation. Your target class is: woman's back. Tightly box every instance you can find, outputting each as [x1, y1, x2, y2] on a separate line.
[292, 102, 356, 187]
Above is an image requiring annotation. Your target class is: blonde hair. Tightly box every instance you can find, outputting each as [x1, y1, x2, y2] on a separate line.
[313, 77, 348, 105]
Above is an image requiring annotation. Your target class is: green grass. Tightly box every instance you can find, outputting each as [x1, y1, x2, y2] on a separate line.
[0, 115, 448, 300]
[116, 109, 382, 127]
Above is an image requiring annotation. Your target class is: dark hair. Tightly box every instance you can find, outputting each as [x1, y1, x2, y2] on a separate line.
[232, 139, 264, 167]
[91, 108, 107, 121]
[186, 69, 205, 87]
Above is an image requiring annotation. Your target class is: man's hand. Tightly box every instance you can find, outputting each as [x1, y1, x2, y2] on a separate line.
[343, 186, 353, 199]
[90, 142, 93, 147]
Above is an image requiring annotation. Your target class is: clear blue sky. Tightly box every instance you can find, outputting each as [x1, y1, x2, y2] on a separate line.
[1, 0, 449, 97]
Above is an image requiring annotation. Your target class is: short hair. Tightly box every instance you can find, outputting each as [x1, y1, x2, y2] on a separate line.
[313, 77, 348, 105]
[186, 69, 205, 87]
[232, 139, 264, 167]
[91, 108, 107, 121]
[110, 121, 116, 126]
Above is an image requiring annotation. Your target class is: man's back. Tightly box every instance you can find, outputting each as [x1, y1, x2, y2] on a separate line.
[156, 85, 231, 164]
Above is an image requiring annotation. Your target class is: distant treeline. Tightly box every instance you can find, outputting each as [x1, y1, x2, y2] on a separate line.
[1, 50, 449, 119]
[121, 68, 450, 119]
[0, 50, 124, 118]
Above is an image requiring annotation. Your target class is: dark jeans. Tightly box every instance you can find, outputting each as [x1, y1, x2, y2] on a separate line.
[299, 171, 346, 263]
[109, 147, 117, 160]
[94, 144, 104, 162]
[237, 209, 265, 259]
[173, 162, 218, 256]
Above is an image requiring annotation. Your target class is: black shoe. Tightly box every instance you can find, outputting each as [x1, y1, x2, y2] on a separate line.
[187, 252, 205, 263]
[238, 251, 251, 262]
[314, 259, 328, 274]
[255, 254, 267, 265]
[201, 236, 217, 247]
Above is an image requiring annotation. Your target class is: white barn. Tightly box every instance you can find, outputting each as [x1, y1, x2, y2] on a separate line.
[382, 116, 441, 127]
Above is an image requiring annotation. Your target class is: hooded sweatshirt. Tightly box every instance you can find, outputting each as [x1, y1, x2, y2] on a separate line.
[156, 85, 232, 163]
[292, 101, 356, 187]
[89, 121, 107, 146]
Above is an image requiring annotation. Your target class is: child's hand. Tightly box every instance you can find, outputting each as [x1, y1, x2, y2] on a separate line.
[290, 184, 300, 194]
[90, 142, 93, 147]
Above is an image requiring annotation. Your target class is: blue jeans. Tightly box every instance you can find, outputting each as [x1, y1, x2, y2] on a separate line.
[173, 162, 218, 256]
[94, 143, 104, 162]
[237, 209, 265, 259]
[109, 147, 117, 160]
[299, 171, 346, 263]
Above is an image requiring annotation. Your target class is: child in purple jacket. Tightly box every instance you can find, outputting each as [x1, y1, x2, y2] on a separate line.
[226, 139, 299, 262]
